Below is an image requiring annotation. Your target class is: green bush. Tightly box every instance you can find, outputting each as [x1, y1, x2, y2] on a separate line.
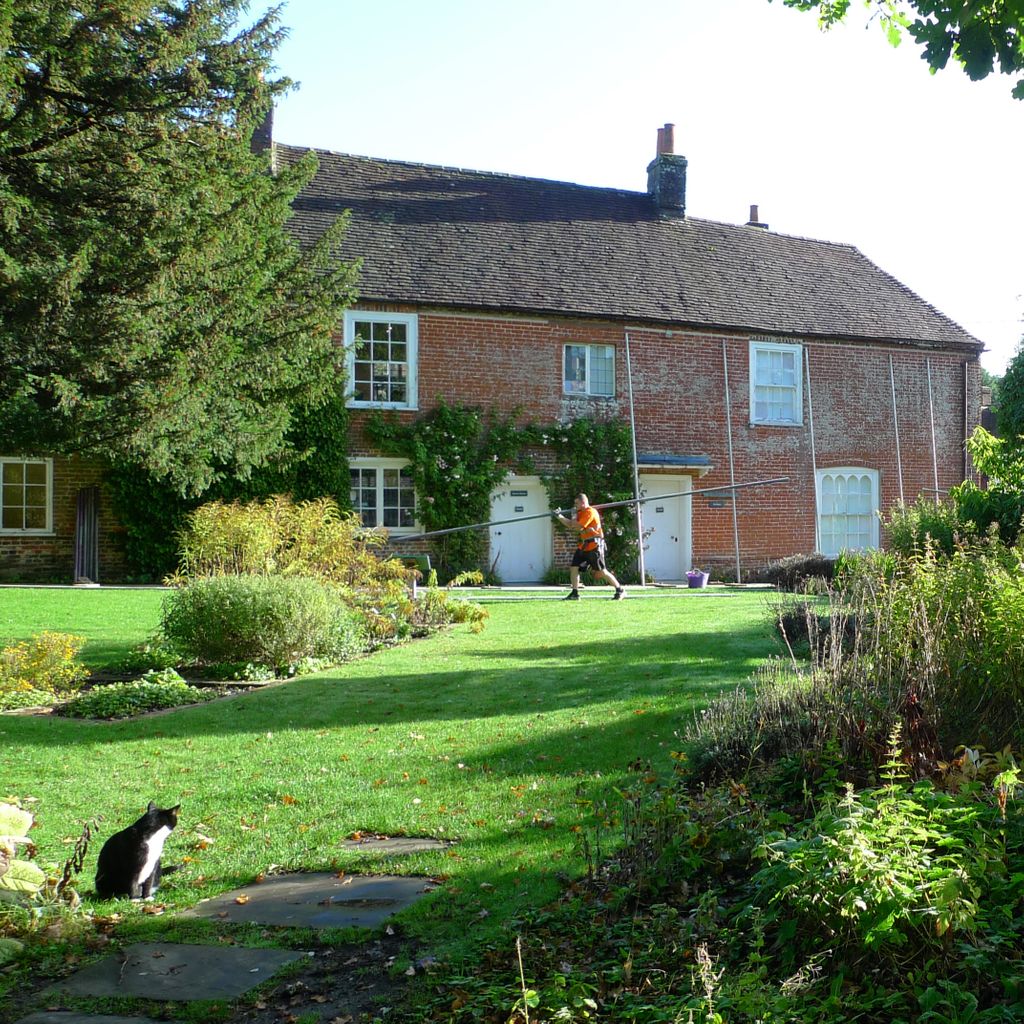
[886, 496, 968, 557]
[58, 674, 219, 719]
[160, 575, 366, 669]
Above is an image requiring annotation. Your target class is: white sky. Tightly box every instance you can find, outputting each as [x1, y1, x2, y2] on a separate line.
[262, 0, 1023, 374]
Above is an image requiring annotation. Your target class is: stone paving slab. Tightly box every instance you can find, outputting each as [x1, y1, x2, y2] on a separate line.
[340, 835, 452, 855]
[17, 1014, 165, 1024]
[182, 872, 434, 930]
[45, 942, 302, 1001]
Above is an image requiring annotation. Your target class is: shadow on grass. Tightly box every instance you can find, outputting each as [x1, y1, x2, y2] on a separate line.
[6, 622, 777, 751]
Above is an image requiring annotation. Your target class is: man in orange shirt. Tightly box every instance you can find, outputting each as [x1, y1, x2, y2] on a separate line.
[553, 493, 626, 601]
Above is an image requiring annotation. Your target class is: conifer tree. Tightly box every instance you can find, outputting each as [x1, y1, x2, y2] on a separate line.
[0, 1, 357, 493]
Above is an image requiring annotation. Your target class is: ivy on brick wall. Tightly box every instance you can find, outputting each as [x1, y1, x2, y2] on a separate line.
[107, 391, 351, 580]
[367, 403, 640, 583]
[539, 417, 640, 583]
[365, 401, 532, 579]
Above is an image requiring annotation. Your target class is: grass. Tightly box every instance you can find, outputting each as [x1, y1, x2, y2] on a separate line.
[0, 587, 165, 670]
[0, 587, 777, 1011]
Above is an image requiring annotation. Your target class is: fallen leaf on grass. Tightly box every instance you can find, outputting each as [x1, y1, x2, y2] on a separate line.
[141, 904, 165, 915]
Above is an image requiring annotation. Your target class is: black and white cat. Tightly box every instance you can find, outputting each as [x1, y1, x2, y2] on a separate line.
[94, 801, 180, 899]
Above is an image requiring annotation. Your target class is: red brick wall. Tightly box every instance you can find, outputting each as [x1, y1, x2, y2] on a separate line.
[0, 457, 128, 584]
[5, 305, 980, 583]
[349, 305, 982, 575]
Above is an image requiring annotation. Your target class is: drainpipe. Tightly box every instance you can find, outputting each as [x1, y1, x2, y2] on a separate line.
[722, 339, 741, 583]
[624, 332, 646, 586]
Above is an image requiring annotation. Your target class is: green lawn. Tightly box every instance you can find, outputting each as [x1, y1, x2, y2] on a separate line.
[0, 587, 166, 670]
[1, 588, 776, 971]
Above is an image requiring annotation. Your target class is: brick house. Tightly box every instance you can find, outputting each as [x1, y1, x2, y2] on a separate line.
[1, 124, 983, 584]
[279, 123, 983, 583]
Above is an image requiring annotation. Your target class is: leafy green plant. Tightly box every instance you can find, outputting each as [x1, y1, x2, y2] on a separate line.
[58, 676, 219, 719]
[105, 388, 353, 580]
[0, 802, 45, 904]
[886, 495, 970, 557]
[748, 749, 1021, 974]
[161, 574, 367, 669]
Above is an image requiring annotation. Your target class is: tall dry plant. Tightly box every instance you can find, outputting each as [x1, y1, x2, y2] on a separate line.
[689, 536, 1024, 784]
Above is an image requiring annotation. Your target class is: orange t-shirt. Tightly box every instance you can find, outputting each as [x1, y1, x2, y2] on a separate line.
[575, 506, 603, 551]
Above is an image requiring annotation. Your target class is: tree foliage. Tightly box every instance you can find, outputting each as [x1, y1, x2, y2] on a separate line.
[0, 1, 358, 493]
[995, 338, 1024, 441]
[778, 0, 1024, 98]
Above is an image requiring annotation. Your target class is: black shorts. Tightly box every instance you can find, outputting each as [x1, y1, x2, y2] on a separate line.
[571, 546, 606, 573]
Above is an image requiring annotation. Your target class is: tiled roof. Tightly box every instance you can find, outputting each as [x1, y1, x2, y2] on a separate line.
[280, 144, 981, 350]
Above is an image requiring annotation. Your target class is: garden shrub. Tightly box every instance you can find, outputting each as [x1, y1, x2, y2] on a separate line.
[58, 672, 219, 719]
[160, 575, 366, 669]
[886, 495, 968, 557]
[0, 632, 89, 699]
[174, 494, 408, 588]
[753, 552, 836, 591]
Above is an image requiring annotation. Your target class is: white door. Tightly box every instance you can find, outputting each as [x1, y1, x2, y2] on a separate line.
[489, 476, 552, 583]
[638, 474, 691, 582]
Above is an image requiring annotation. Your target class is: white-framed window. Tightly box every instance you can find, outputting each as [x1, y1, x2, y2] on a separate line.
[345, 312, 418, 409]
[750, 339, 802, 425]
[563, 343, 615, 397]
[817, 468, 879, 557]
[1, 457, 53, 534]
[349, 458, 418, 533]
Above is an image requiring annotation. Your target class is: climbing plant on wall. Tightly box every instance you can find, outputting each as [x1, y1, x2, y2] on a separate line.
[366, 402, 533, 579]
[538, 418, 640, 582]
[367, 404, 640, 582]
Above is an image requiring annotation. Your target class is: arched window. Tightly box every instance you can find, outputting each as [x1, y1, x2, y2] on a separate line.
[817, 468, 879, 556]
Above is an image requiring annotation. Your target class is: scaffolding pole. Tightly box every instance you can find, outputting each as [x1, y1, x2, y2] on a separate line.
[624, 332, 647, 586]
[391, 477, 790, 542]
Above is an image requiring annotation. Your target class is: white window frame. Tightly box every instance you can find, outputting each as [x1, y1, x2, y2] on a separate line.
[349, 457, 419, 535]
[816, 467, 880, 557]
[563, 343, 615, 398]
[749, 339, 803, 426]
[344, 311, 418, 410]
[0, 457, 54, 534]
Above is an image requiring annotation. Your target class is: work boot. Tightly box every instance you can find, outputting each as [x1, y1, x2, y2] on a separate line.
[612, 588, 626, 600]
[563, 589, 580, 601]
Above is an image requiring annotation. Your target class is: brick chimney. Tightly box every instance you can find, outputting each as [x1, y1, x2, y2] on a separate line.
[745, 204, 769, 229]
[646, 123, 687, 219]
[250, 102, 276, 171]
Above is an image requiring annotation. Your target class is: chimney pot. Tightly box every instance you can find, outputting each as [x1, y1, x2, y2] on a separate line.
[647, 124, 687, 218]
[745, 204, 768, 229]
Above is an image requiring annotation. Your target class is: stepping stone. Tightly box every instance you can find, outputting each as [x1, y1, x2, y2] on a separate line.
[340, 835, 452, 855]
[182, 872, 433, 930]
[17, 1015, 164, 1024]
[45, 942, 301, 1001]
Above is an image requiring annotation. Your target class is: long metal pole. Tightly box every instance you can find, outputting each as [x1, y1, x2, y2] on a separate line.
[392, 476, 790, 542]
[624, 332, 647, 586]
[805, 351, 820, 553]
[889, 353, 905, 504]
[721, 340, 741, 583]
[926, 358, 939, 497]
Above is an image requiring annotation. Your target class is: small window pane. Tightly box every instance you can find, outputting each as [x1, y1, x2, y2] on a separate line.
[3, 463, 23, 485]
